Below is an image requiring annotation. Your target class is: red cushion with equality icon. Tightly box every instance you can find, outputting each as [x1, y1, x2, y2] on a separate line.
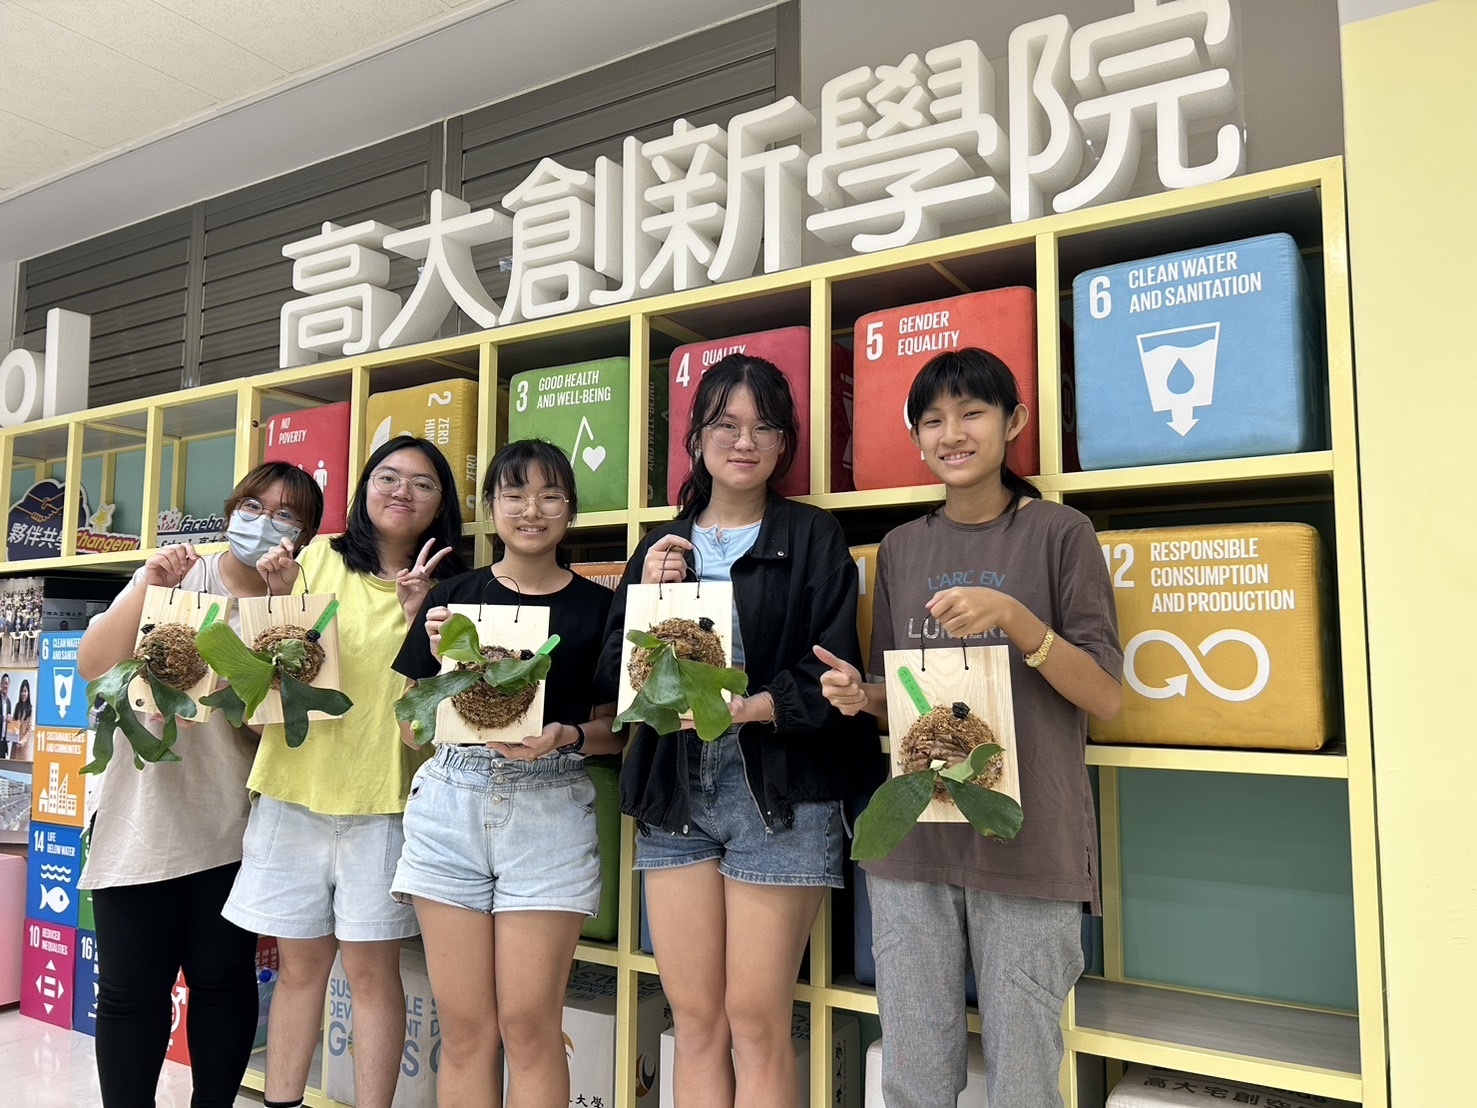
[852, 288, 1037, 491]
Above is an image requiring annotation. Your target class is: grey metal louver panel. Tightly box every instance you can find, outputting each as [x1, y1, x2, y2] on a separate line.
[454, 6, 783, 339]
[15, 4, 796, 395]
[20, 210, 193, 405]
[197, 129, 434, 385]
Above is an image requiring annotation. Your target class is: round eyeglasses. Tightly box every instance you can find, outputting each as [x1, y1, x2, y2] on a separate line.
[236, 498, 304, 534]
[704, 421, 783, 450]
[496, 492, 569, 518]
[370, 469, 441, 500]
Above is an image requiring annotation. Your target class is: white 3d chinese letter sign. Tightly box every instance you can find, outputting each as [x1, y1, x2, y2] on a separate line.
[279, 0, 1243, 368]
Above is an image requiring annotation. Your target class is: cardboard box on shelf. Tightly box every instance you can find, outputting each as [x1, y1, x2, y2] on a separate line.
[325, 945, 440, 1107]
[561, 966, 671, 1107]
[864, 1035, 986, 1106]
[660, 1006, 860, 1108]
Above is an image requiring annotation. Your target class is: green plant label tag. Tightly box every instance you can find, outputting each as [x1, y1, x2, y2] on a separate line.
[201, 602, 220, 627]
[536, 634, 561, 655]
[896, 666, 932, 715]
[310, 599, 340, 636]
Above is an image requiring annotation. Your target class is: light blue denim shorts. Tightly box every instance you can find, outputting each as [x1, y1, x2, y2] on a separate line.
[223, 795, 419, 942]
[391, 743, 600, 916]
[635, 730, 845, 888]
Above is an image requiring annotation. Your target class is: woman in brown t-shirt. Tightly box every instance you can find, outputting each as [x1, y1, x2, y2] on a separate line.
[816, 347, 1125, 1108]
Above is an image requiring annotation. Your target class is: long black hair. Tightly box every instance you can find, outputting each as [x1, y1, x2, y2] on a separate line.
[330, 436, 467, 578]
[906, 347, 1041, 512]
[482, 439, 579, 567]
[675, 354, 800, 518]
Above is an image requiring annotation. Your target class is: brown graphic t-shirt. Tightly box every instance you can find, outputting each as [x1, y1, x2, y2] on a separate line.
[863, 498, 1122, 911]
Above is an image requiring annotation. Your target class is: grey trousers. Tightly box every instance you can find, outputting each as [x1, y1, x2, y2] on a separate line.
[871, 874, 1085, 1108]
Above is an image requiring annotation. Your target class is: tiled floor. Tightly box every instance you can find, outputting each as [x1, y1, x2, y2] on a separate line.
[0, 1006, 262, 1107]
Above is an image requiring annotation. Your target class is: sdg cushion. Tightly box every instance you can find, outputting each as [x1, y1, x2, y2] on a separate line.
[1093, 523, 1336, 750]
[666, 327, 854, 502]
[367, 379, 480, 520]
[852, 287, 1038, 490]
[508, 358, 632, 513]
[1072, 233, 1324, 470]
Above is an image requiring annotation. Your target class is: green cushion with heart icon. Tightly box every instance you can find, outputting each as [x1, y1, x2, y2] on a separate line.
[507, 358, 633, 513]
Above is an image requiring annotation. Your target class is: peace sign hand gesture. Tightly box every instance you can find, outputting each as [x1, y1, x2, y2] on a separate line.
[397, 539, 452, 622]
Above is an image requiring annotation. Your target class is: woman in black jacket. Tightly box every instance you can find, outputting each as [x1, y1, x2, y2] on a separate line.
[597, 354, 868, 1107]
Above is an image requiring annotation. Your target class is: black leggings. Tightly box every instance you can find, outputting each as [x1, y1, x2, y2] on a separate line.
[91, 862, 260, 1108]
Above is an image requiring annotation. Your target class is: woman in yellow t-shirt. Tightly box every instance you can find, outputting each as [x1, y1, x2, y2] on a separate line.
[224, 437, 465, 1108]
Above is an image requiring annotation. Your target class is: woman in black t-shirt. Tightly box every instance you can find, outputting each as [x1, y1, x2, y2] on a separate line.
[391, 439, 621, 1108]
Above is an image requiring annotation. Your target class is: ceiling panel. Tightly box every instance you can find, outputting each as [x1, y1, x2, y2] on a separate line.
[0, 2, 215, 148]
[0, 109, 99, 191]
[10, 0, 289, 100]
[150, 0, 455, 73]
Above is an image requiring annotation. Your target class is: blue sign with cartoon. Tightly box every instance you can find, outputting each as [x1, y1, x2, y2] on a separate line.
[37, 631, 88, 728]
[6, 479, 85, 561]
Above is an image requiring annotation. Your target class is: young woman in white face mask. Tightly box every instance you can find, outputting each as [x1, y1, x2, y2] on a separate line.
[77, 461, 324, 1108]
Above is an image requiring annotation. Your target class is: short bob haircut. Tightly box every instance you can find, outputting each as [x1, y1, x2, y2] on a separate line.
[330, 436, 468, 578]
[906, 346, 1041, 512]
[223, 461, 326, 551]
[675, 354, 800, 517]
[482, 438, 580, 521]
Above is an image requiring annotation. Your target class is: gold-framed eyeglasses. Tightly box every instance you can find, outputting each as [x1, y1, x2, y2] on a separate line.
[705, 421, 783, 450]
[237, 498, 304, 533]
[370, 469, 441, 500]
[496, 492, 569, 518]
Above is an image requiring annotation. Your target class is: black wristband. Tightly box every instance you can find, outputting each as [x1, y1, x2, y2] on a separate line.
[557, 722, 587, 756]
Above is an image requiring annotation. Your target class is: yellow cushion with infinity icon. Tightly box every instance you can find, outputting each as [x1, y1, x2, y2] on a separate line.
[1092, 523, 1336, 750]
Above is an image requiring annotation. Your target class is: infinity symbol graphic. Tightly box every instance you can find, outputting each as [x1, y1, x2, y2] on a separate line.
[1124, 629, 1270, 703]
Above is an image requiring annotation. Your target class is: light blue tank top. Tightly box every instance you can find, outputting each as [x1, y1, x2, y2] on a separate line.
[690, 520, 760, 667]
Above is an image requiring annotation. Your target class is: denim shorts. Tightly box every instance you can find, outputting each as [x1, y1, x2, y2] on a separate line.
[635, 730, 844, 888]
[223, 795, 419, 942]
[391, 744, 601, 916]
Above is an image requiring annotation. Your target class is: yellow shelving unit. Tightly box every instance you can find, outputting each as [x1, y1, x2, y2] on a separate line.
[1, 156, 1382, 1108]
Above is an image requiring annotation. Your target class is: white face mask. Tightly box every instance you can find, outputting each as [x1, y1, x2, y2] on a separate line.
[227, 511, 298, 566]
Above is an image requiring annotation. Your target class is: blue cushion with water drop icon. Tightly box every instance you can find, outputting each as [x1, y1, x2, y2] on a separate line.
[1071, 233, 1325, 471]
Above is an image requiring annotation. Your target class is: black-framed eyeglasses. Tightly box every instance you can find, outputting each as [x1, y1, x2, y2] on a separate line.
[237, 498, 304, 533]
[370, 469, 441, 500]
[496, 492, 569, 518]
[705, 421, 783, 450]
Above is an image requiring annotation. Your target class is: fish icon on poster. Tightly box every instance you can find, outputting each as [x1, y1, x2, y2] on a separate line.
[39, 884, 70, 913]
[1137, 323, 1220, 436]
[572, 417, 606, 472]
